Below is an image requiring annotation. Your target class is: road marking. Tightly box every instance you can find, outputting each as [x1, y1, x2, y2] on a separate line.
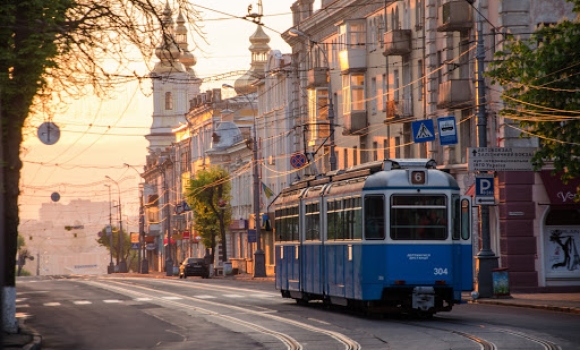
[16, 304, 30, 308]
[134, 297, 152, 301]
[195, 295, 216, 299]
[223, 294, 243, 298]
[161, 296, 182, 300]
[73, 300, 92, 305]
[103, 299, 122, 303]
[44, 302, 61, 306]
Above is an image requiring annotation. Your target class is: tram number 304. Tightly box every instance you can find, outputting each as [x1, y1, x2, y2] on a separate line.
[434, 268, 449, 275]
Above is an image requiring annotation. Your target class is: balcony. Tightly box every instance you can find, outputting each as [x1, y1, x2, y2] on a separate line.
[339, 48, 366, 74]
[307, 67, 329, 88]
[437, 1, 473, 32]
[383, 30, 412, 56]
[437, 79, 473, 109]
[385, 99, 413, 121]
[342, 110, 367, 136]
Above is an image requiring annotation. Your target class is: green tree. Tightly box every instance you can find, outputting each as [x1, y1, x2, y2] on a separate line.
[1, 0, 202, 332]
[185, 167, 232, 262]
[96, 225, 133, 268]
[486, 0, 580, 184]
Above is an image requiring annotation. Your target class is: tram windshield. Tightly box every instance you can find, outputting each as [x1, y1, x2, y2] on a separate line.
[390, 195, 448, 240]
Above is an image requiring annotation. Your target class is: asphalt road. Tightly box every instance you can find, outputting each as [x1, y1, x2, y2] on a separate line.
[15, 275, 580, 350]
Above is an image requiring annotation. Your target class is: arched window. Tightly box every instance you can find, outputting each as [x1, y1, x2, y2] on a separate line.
[165, 92, 173, 110]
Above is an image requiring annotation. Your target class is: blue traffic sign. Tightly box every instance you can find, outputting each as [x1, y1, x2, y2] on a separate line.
[475, 175, 494, 196]
[412, 119, 435, 143]
[437, 116, 458, 146]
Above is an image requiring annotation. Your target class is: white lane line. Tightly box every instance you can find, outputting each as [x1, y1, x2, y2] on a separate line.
[73, 300, 92, 305]
[223, 294, 243, 298]
[134, 297, 152, 301]
[103, 299, 122, 303]
[44, 302, 61, 306]
[161, 296, 183, 300]
[195, 295, 216, 299]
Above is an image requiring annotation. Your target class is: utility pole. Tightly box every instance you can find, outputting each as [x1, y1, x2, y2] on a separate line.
[105, 184, 114, 274]
[0, 87, 5, 343]
[474, 2, 498, 298]
[162, 163, 173, 276]
[138, 184, 148, 273]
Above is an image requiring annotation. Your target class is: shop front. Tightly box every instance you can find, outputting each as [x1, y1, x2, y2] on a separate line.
[539, 171, 580, 288]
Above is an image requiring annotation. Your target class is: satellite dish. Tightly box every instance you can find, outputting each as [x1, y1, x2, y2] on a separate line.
[51, 192, 60, 202]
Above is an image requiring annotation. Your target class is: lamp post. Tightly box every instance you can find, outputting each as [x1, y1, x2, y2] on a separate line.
[473, 4, 497, 298]
[105, 175, 127, 273]
[222, 83, 266, 277]
[104, 184, 114, 274]
[288, 28, 337, 171]
[124, 163, 148, 274]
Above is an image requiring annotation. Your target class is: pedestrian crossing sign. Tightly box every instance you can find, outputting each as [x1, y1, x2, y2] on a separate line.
[412, 119, 435, 143]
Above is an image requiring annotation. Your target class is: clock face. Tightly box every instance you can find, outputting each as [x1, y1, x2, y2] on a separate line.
[37, 121, 61, 145]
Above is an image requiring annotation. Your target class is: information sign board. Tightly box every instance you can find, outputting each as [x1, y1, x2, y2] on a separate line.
[437, 116, 458, 146]
[468, 147, 536, 171]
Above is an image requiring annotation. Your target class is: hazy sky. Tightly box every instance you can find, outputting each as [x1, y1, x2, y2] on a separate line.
[20, 0, 316, 221]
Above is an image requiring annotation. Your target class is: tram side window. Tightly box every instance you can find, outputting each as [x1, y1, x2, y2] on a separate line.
[326, 197, 362, 240]
[305, 203, 321, 240]
[364, 195, 385, 240]
[275, 206, 299, 242]
[390, 195, 447, 240]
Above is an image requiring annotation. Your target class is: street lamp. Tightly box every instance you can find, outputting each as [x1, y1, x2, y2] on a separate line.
[222, 83, 266, 277]
[288, 28, 337, 171]
[124, 163, 149, 274]
[105, 175, 127, 273]
[104, 184, 114, 274]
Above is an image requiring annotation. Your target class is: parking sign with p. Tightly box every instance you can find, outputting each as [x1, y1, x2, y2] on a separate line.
[475, 175, 495, 205]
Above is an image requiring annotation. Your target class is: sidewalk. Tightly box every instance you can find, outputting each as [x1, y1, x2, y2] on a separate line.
[4, 273, 579, 350]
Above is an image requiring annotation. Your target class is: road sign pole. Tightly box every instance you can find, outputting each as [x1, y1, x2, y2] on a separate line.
[474, 6, 498, 299]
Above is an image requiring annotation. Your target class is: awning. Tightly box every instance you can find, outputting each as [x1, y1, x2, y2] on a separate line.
[539, 170, 580, 205]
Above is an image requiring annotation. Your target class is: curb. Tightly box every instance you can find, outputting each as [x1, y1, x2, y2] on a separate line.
[18, 324, 41, 350]
[468, 299, 580, 315]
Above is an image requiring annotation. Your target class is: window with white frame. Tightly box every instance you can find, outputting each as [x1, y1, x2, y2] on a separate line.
[342, 74, 365, 114]
[369, 17, 377, 52]
[339, 20, 366, 50]
[308, 88, 330, 144]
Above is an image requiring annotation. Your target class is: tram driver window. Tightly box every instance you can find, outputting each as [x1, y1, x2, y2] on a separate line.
[364, 195, 385, 239]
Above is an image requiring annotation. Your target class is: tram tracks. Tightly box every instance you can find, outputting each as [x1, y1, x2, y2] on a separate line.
[83, 278, 562, 350]
[83, 279, 361, 350]
[398, 318, 561, 350]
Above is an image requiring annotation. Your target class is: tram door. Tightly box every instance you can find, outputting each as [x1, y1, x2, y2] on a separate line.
[452, 195, 473, 293]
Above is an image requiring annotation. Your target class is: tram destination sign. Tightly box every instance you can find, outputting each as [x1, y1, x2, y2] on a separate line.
[468, 147, 536, 171]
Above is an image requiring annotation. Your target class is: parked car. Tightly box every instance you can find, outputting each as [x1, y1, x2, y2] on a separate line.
[179, 257, 210, 279]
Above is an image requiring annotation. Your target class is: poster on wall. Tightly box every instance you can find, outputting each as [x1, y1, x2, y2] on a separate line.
[544, 228, 580, 278]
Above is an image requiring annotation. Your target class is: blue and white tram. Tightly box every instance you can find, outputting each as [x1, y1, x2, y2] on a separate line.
[273, 159, 473, 315]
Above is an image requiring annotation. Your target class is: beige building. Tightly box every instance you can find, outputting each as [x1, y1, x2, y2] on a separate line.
[279, 0, 578, 292]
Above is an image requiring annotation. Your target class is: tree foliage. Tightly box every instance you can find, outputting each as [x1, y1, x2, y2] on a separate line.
[1, 0, 203, 292]
[185, 167, 232, 262]
[486, 0, 580, 183]
[96, 225, 133, 267]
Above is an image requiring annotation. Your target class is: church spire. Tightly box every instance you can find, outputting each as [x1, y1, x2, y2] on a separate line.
[234, 24, 271, 95]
